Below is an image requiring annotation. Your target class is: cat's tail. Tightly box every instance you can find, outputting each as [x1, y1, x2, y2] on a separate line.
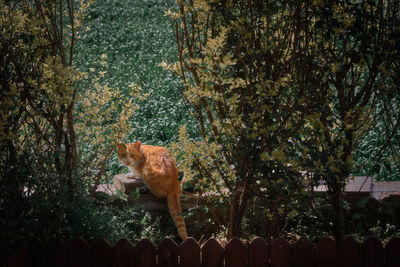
[167, 193, 187, 240]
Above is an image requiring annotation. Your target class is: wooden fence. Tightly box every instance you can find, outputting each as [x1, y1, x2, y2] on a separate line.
[7, 236, 400, 267]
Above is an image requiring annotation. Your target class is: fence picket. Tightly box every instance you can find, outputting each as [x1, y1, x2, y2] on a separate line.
[385, 237, 400, 267]
[113, 238, 135, 267]
[27, 240, 45, 267]
[248, 237, 269, 267]
[270, 237, 291, 267]
[293, 237, 314, 267]
[8, 235, 398, 266]
[201, 238, 224, 267]
[362, 237, 384, 267]
[340, 236, 360, 267]
[135, 239, 157, 267]
[157, 237, 179, 267]
[7, 244, 27, 267]
[225, 238, 246, 267]
[315, 236, 336, 267]
[180, 237, 200, 267]
[70, 238, 90, 267]
[45, 238, 69, 267]
[90, 238, 113, 267]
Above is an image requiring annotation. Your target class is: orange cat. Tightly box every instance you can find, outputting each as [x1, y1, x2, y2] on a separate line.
[117, 141, 187, 240]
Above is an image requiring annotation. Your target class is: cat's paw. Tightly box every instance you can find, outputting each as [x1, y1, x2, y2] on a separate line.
[126, 173, 138, 179]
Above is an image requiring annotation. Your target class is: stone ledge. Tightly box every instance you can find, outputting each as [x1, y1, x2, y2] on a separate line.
[96, 184, 116, 195]
[113, 173, 205, 211]
[113, 174, 146, 195]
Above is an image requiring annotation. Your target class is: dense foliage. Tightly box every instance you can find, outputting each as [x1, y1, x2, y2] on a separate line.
[0, 0, 170, 260]
[166, 0, 313, 239]
[292, 0, 400, 242]
[166, 0, 400, 242]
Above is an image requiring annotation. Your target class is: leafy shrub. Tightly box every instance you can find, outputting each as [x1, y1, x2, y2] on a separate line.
[0, 152, 118, 259]
[0, 0, 155, 260]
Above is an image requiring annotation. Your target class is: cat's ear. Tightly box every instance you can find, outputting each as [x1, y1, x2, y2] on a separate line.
[134, 141, 141, 150]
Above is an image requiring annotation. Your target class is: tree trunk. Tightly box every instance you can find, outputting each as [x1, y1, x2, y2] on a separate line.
[65, 108, 77, 197]
[331, 183, 345, 246]
[227, 182, 249, 240]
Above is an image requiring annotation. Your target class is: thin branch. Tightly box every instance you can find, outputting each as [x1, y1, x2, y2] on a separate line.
[91, 146, 115, 196]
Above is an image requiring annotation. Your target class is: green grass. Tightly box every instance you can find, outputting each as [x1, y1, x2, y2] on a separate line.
[74, 0, 197, 146]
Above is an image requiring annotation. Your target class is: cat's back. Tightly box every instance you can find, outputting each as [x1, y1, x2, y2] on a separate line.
[141, 144, 168, 157]
[142, 145, 177, 169]
[140, 145, 179, 197]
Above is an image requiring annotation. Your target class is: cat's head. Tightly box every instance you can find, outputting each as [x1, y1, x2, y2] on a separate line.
[117, 141, 143, 166]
